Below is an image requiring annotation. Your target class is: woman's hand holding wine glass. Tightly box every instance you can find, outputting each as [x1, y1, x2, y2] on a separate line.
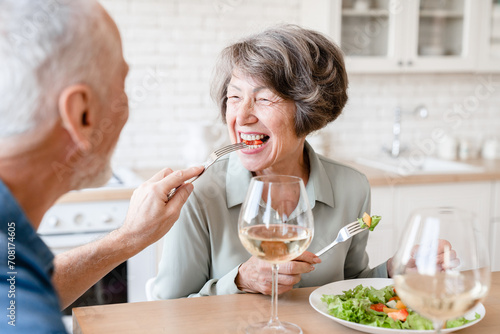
[392, 207, 491, 333]
[235, 251, 319, 295]
[238, 175, 314, 334]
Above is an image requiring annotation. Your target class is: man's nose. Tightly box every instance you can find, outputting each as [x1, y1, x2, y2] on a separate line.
[236, 98, 258, 125]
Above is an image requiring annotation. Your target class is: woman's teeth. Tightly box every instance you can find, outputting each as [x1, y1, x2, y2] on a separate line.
[241, 133, 268, 149]
[241, 134, 266, 141]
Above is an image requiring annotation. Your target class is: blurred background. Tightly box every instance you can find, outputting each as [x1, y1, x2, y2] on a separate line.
[99, 0, 500, 170]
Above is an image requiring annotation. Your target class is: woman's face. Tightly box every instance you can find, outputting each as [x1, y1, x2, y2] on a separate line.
[225, 70, 306, 175]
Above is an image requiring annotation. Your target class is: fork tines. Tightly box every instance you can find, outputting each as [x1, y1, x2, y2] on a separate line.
[213, 142, 247, 156]
[346, 221, 364, 235]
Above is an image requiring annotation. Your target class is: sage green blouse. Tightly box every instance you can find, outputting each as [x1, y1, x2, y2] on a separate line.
[152, 142, 388, 299]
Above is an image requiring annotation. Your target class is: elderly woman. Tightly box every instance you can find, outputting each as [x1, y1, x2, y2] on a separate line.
[152, 24, 390, 299]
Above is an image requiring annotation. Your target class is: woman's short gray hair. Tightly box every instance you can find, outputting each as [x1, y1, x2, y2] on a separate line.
[0, 0, 121, 137]
[211, 24, 349, 137]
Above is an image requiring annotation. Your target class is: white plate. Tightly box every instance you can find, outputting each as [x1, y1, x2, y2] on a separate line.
[309, 278, 485, 334]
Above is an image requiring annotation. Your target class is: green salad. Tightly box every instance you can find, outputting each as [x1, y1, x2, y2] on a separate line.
[321, 284, 480, 330]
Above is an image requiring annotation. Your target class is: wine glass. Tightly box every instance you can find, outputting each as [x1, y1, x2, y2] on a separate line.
[392, 207, 491, 333]
[238, 175, 314, 334]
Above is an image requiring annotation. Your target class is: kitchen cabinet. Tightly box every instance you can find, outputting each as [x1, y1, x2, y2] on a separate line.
[393, 181, 492, 239]
[300, 0, 480, 73]
[365, 186, 396, 268]
[491, 181, 500, 271]
[477, 0, 500, 71]
[365, 181, 495, 270]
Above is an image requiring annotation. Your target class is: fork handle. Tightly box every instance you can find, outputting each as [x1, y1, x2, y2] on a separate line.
[315, 240, 340, 257]
[166, 186, 180, 201]
[166, 172, 204, 200]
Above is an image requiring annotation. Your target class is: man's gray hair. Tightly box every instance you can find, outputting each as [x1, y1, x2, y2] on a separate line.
[0, 0, 121, 137]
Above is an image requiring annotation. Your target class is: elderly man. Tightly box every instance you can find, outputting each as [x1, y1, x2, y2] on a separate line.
[0, 1, 202, 332]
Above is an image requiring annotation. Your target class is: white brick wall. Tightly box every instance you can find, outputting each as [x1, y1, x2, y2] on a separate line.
[326, 73, 500, 160]
[100, 0, 500, 171]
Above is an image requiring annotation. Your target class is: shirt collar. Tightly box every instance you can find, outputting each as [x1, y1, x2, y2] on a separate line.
[0, 179, 55, 276]
[225, 141, 335, 209]
[305, 141, 335, 209]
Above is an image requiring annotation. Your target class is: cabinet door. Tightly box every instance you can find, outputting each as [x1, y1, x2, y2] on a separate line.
[394, 182, 492, 249]
[340, 0, 405, 73]
[300, 0, 405, 73]
[477, 0, 500, 72]
[365, 186, 396, 268]
[403, 0, 478, 72]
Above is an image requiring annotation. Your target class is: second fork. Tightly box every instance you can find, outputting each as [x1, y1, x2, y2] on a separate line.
[315, 221, 366, 257]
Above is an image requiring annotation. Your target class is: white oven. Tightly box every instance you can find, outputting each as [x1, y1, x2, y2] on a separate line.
[38, 169, 156, 333]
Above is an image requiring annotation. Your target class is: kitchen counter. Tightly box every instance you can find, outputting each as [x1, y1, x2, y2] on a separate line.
[55, 159, 500, 203]
[73, 271, 500, 334]
[55, 187, 136, 204]
[348, 158, 500, 187]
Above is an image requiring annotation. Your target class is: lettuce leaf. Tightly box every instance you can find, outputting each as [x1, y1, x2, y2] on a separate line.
[404, 313, 434, 330]
[446, 312, 481, 328]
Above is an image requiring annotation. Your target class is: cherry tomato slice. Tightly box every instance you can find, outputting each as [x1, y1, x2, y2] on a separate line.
[243, 140, 263, 146]
[387, 309, 409, 322]
[370, 303, 385, 312]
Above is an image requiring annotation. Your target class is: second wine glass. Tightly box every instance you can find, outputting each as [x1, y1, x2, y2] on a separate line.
[392, 207, 490, 334]
[238, 175, 314, 334]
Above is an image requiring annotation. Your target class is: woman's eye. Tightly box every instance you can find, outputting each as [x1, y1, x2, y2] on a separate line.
[227, 96, 240, 101]
[257, 98, 273, 105]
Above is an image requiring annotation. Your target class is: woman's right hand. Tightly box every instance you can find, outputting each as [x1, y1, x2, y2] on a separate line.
[235, 251, 321, 295]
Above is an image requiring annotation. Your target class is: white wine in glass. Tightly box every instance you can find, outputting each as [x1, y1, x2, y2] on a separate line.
[238, 175, 314, 334]
[392, 207, 490, 333]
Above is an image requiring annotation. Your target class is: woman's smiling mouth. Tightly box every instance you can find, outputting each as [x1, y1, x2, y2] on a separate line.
[240, 133, 270, 149]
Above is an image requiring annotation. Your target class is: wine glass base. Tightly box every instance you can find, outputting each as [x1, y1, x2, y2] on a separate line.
[245, 321, 302, 334]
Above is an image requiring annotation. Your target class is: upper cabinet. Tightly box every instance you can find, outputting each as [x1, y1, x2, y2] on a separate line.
[300, 0, 497, 73]
[477, 0, 500, 71]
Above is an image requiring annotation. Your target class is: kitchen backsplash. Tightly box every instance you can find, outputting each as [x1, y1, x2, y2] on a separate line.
[101, 0, 500, 170]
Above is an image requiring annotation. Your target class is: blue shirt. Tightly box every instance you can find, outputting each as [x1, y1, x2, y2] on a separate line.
[0, 180, 66, 333]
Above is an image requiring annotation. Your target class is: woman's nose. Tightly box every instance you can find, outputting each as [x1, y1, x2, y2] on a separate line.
[236, 99, 258, 125]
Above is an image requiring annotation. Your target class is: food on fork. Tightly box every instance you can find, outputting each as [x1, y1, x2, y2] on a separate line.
[362, 212, 372, 226]
[358, 212, 381, 231]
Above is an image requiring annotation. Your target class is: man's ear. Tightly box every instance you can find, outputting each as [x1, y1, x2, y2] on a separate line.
[58, 84, 95, 152]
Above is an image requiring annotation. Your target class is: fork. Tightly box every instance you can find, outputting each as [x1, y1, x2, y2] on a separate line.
[315, 221, 366, 257]
[166, 142, 247, 200]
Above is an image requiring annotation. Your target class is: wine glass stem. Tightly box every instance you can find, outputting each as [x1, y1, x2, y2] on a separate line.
[268, 263, 281, 327]
[433, 320, 444, 334]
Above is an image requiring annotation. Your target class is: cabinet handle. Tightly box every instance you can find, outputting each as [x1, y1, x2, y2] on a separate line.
[407, 60, 413, 66]
[398, 60, 404, 66]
